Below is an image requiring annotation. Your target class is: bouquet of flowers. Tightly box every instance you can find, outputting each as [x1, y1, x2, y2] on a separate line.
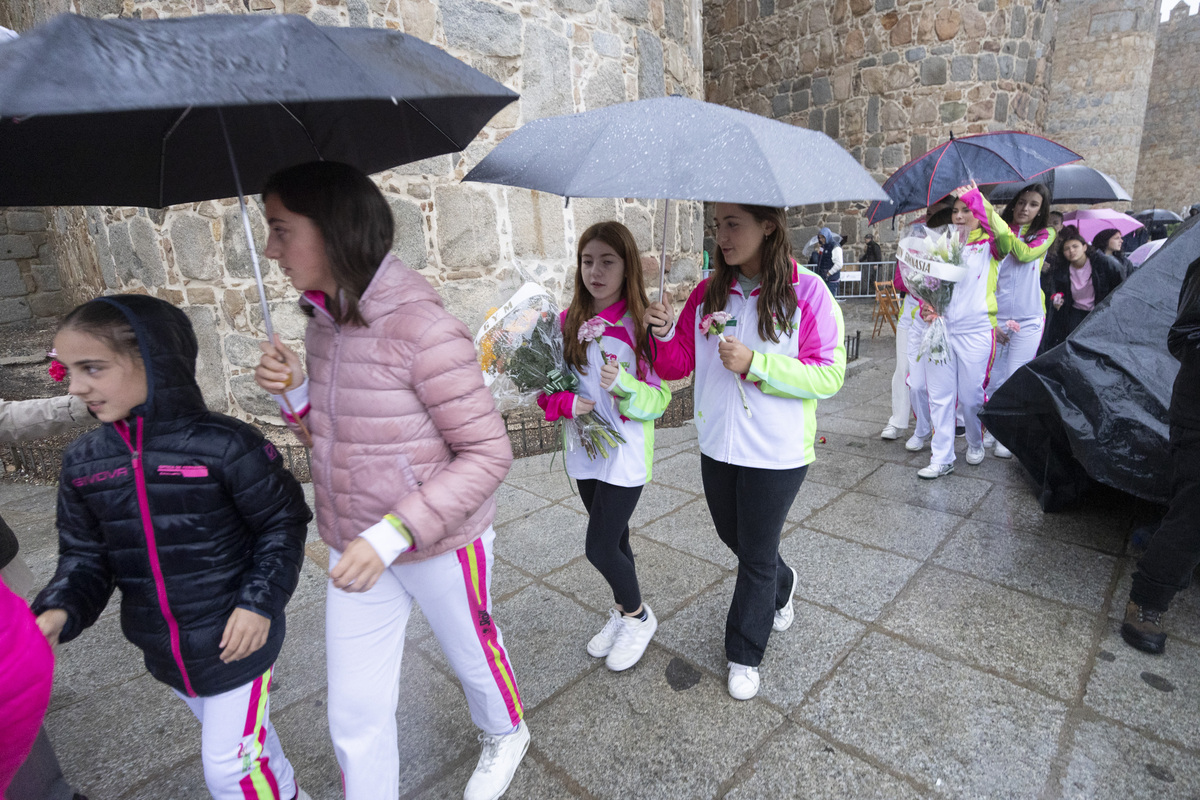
[699, 312, 752, 417]
[475, 283, 626, 459]
[896, 224, 969, 364]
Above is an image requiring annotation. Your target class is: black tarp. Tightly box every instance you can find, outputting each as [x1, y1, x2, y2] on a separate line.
[980, 214, 1200, 511]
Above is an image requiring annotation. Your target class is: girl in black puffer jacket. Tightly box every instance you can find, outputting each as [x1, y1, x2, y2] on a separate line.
[32, 296, 313, 800]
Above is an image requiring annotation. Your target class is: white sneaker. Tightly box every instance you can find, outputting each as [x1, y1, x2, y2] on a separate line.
[966, 446, 985, 465]
[605, 605, 658, 672]
[773, 566, 798, 632]
[586, 608, 624, 658]
[728, 662, 760, 700]
[880, 424, 903, 440]
[464, 720, 530, 800]
[982, 431, 996, 448]
[993, 442, 1013, 459]
[905, 434, 930, 452]
[293, 789, 312, 800]
[917, 462, 954, 480]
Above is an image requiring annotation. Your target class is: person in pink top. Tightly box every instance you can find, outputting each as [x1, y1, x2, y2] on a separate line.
[0, 580, 53, 797]
[253, 161, 526, 800]
[1043, 226, 1123, 351]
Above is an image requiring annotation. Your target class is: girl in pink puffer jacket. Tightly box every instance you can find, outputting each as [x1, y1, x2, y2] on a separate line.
[254, 162, 526, 800]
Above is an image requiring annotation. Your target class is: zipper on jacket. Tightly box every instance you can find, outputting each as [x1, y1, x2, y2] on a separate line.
[116, 418, 197, 697]
[327, 318, 343, 543]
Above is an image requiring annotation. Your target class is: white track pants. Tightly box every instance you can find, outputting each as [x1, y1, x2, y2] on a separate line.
[175, 667, 297, 800]
[888, 308, 912, 430]
[987, 317, 1044, 393]
[904, 316, 933, 439]
[925, 329, 995, 466]
[326, 527, 523, 800]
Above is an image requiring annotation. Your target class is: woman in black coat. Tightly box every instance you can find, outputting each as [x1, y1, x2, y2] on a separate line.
[1092, 227, 1135, 280]
[1042, 226, 1123, 351]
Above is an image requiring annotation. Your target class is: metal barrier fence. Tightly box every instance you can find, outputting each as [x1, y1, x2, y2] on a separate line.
[831, 261, 893, 299]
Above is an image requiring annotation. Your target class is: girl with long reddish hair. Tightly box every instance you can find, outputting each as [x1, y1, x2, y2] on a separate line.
[538, 221, 671, 673]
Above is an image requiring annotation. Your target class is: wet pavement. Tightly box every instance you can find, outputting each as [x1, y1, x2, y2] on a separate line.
[6, 305, 1198, 799]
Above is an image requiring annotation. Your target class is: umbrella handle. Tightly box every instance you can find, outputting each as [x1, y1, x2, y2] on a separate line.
[217, 108, 275, 343]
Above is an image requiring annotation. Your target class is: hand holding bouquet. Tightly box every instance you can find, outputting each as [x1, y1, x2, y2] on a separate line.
[476, 284, 626, 459]
[897, 224, 969, 364]
[700, 312, 752, 417]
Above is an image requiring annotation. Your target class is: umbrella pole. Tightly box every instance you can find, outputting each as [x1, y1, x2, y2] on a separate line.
[217, 109, 275, 344]
[658, 197, 670, 303]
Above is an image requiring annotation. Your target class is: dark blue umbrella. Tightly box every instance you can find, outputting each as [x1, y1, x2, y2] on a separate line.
[987, 164, 1131, 206]
[464, 95, 886, 296]
[866, 131, 1081, 224]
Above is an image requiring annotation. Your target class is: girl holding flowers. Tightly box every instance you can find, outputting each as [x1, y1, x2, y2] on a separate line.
[643, 203, 845, 700]
[253, 162, 528, 800]
[538, 221, 671, 673]
[917, 184, 998, 478]
[960, 182, 1056, 459]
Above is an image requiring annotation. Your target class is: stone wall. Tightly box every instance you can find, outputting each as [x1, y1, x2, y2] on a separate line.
[1042, 0, 1159, 195]
[0, 208, 73, 326]
[1132, 1, 1200, 213]
[703, 0, 1057, 251]
[10, 0, 705, 421]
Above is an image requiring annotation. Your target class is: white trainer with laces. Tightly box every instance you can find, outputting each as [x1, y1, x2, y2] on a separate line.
[605, 605, 658, 671]
[464, 720, 530, 800]
[993, 442, 1013, 459]
[982, 431, 996, 448]
[586, 608, 624, 658]
[773, 566, 798, 632]
[727, 662, 760, 700]
[917, 462, 954, 480]
[966, 446, 985, 465]
[905, 434, 930, 452]
[880, 424, 903, 440]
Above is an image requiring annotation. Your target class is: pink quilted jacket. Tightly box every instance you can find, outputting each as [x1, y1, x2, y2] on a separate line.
[294, 255, 512, 563]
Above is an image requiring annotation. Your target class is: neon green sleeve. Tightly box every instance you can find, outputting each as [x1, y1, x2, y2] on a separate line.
[983, 197, 1057, 262]
[748, 348, 846, 400]
[609, 365, 672, 421]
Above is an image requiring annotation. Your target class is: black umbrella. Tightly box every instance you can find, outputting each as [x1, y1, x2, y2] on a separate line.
[866, 131, 1081, 224]
[1134, 209, 1184, 224]
[986, 164, 1131, 206]
[980, 214, 1200, 511]
[0, 13, 516, 338]
[463, 95, 887, 297]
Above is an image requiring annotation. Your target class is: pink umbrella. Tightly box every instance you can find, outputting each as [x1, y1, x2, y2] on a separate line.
[1061, 209, 1143, 242]
[1129, 238, 1165, 266]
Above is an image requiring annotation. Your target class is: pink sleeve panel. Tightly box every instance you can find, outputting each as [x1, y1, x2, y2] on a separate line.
[537, 391, 576, 421]
[650, 282, 706, 380]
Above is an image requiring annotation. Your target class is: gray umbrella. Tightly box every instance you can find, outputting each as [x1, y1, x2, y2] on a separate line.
[464, 95, 887, 295]
[987, 164, 1131, 206]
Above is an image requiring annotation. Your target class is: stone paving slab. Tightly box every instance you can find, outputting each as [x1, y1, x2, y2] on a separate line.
[12, 344, 1200, 799]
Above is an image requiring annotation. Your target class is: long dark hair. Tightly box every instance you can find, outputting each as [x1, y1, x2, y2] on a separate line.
[1000, 183, 1052, 240]
[1091, 228, 1121, 254]
[563, 222, 652, 377]
[58, 299, 141, 363]
[704, 204, 796, 343]
[262, 161, 394, 327]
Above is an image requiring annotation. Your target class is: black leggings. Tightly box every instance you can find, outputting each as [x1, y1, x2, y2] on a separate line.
[700, 454, 807, 666]
[577, 479, 644, 611]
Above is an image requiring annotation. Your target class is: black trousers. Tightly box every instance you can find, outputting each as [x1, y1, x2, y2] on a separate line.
[700, 454, 806, 667]
[577, 479, 644, 611]
[1131, 424, 1200, 612]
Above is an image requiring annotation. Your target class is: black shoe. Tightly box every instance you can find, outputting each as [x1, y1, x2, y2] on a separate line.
[1121, 601, 1167, 654]
[955, 425, 966, 437]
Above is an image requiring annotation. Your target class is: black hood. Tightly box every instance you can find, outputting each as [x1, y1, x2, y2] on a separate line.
[96, 294, 207, 423]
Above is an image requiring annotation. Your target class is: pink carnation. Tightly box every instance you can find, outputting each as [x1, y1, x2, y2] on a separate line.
[1051, 292, 1064, 304]
[699, 311, 732, 336]
[48, 359, 66, 382]
[1004, 320, 1021, 333]
[577, 316, 608, 344]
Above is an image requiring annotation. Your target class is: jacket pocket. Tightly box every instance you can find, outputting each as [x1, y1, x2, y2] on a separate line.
[348, 453, 421, 530]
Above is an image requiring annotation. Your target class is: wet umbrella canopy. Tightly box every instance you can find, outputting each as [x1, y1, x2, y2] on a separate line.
[987, 164, 1131, 206]
[866, 131, 1080, 223]
[0, 14, 518, 207]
